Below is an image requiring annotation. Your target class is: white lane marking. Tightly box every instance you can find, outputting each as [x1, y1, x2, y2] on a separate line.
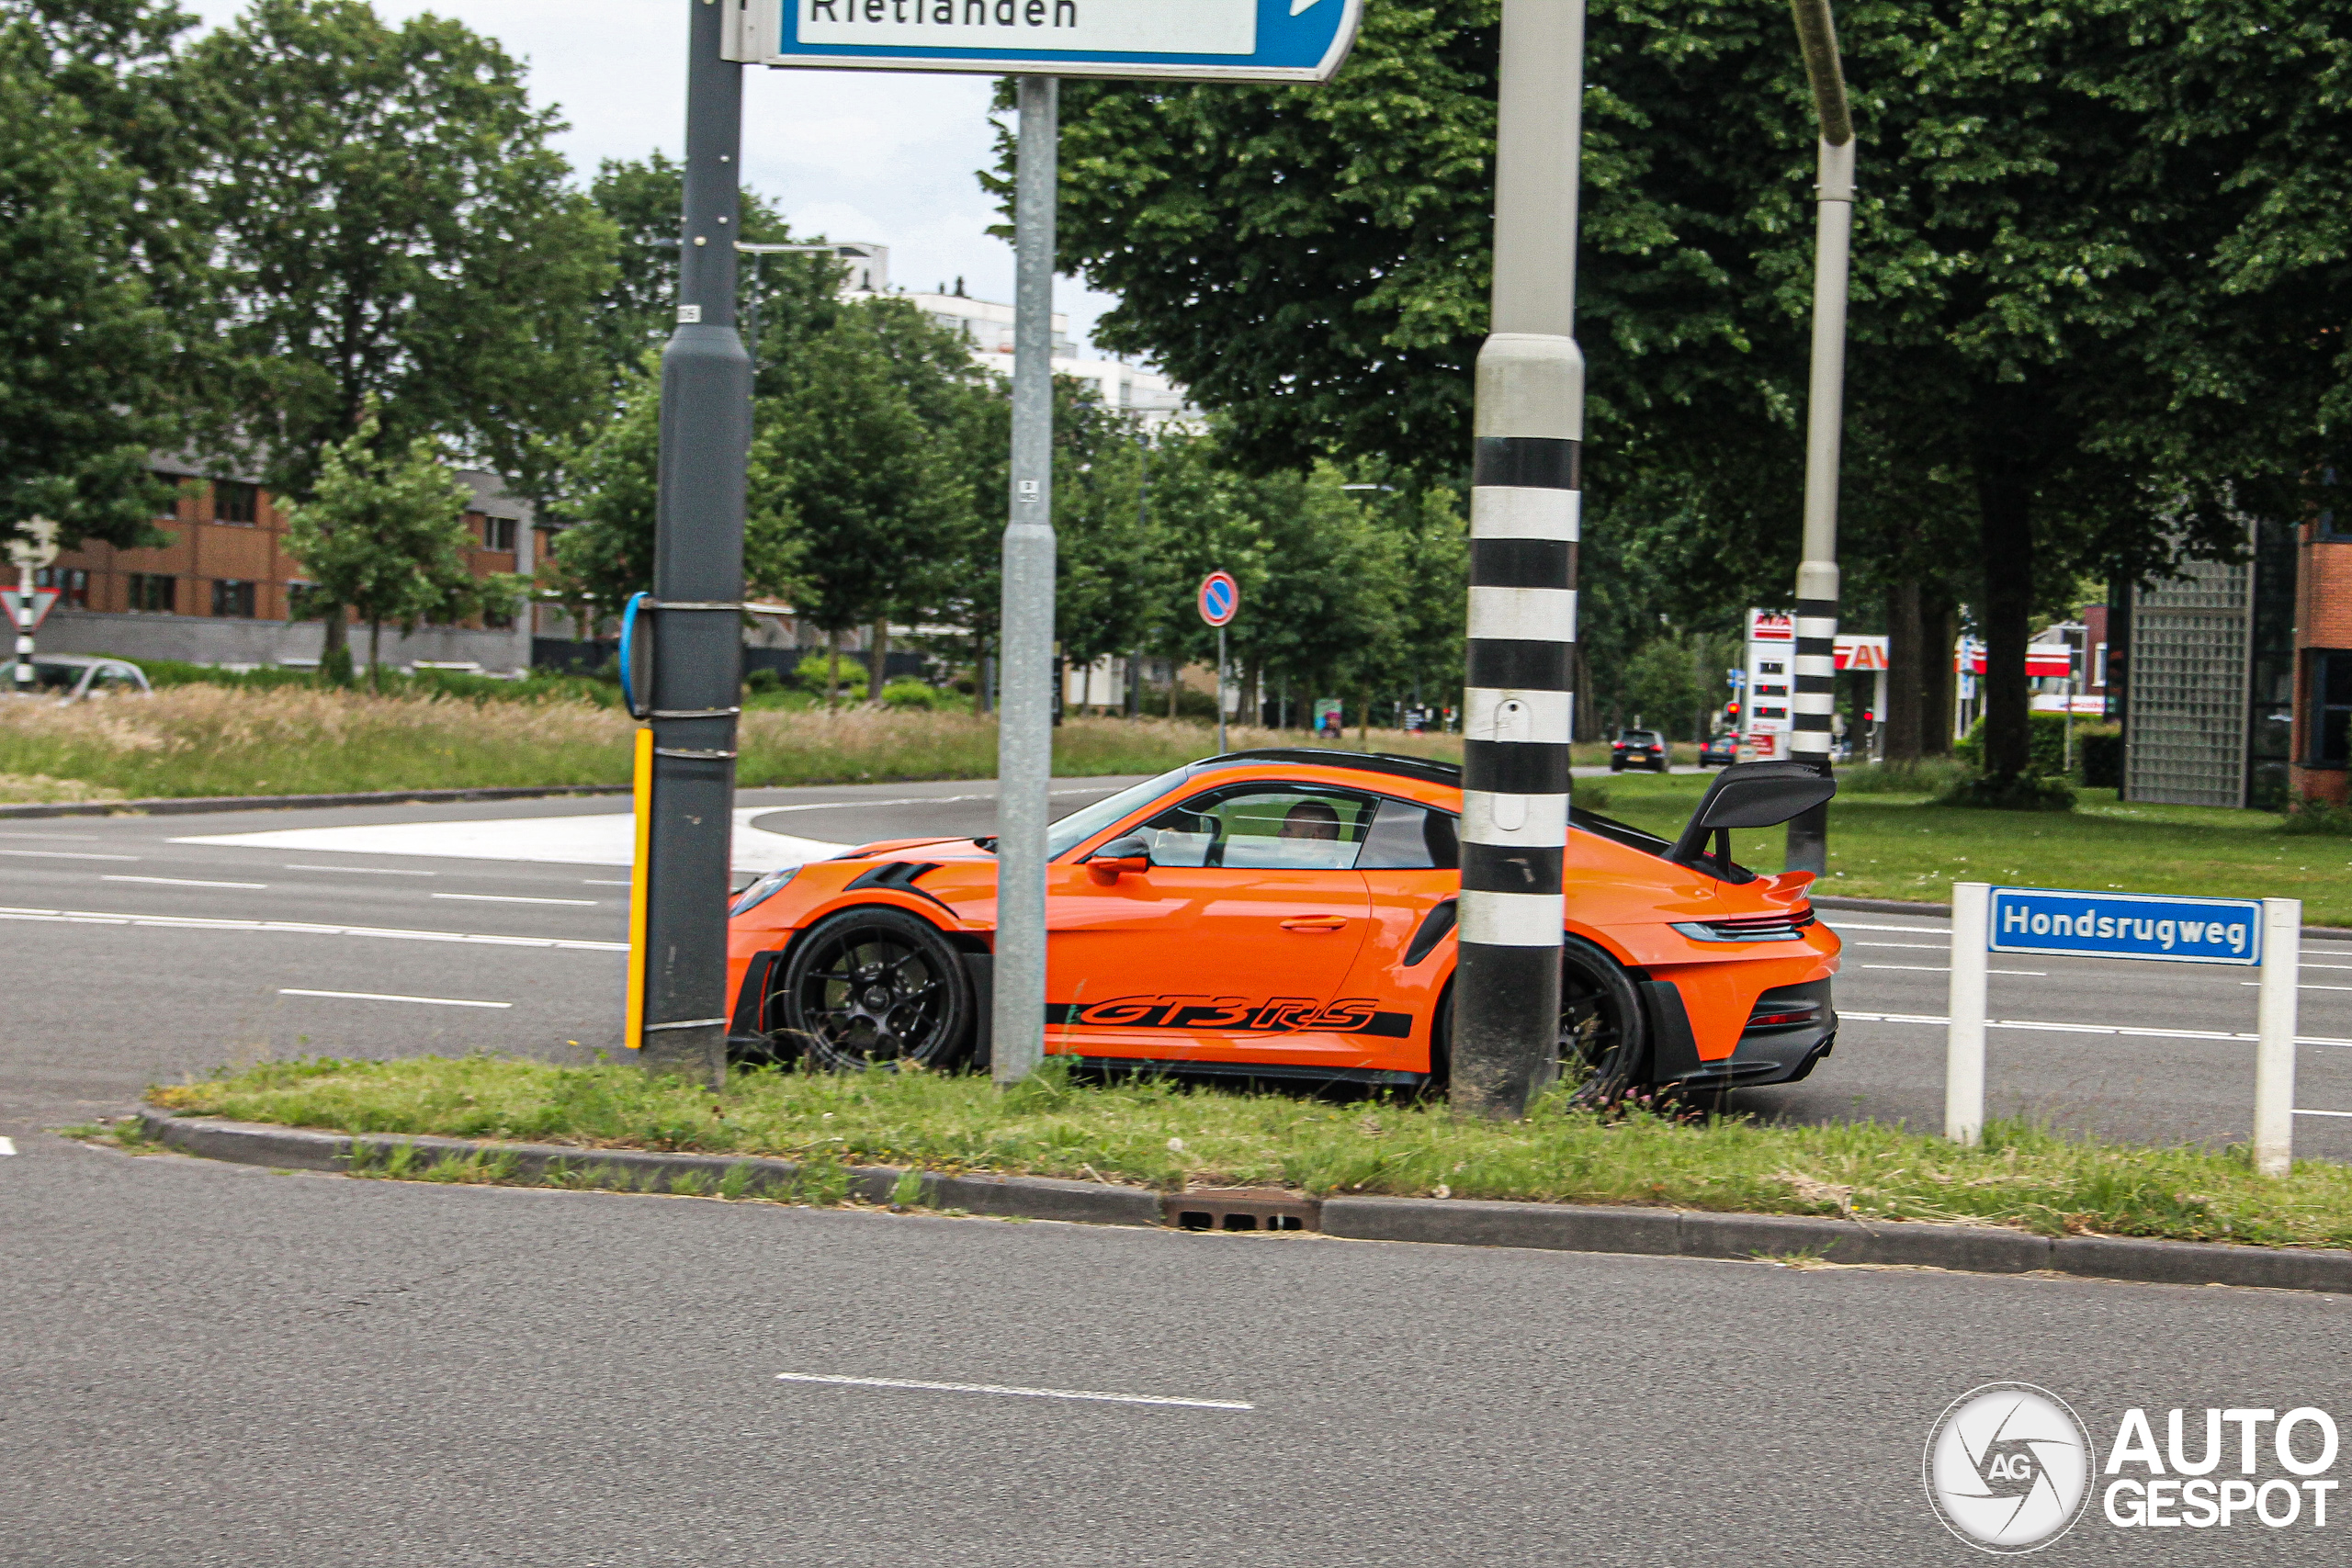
[2302, 963, 2352, 971]
[1849, 941, 1946, 950]
[280, 987, 512, 1010]
[2295, 1109, 2352, 1119]
[285, 863, 436, 876]
[774, 1372, 1251, 1411]
[0, 1136, 14, 1156]
[178, 807, 843, 874]
[1839, 1010, 2352, 1048]
[0, 831, 100, 840]
[433, 892, 598, 908]
[0, 850, 137, 861]
[583, 879, 630, 886]
[104, 875, 268, 890]
[1861, 964, 2048, 976]
[0, 905, 625, 952]
[2241, 982, 2352, 992]
[1826, 920, 1951, 933]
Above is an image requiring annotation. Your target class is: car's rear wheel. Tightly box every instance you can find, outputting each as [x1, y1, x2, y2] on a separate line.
[1426, 941, 1649, 1102]
[1561, 938, 1648, 1101]
[775, 907, 974, 1072]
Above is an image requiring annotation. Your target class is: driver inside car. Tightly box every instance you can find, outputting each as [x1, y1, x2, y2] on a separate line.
[1278, 799, 1342, 841]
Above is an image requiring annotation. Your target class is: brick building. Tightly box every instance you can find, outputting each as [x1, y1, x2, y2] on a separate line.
[33, 455, 539, 672]
[2290, 510, 2352, 807]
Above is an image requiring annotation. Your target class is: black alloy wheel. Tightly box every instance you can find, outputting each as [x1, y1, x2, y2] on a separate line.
[775, 907, 974, 1072]
[1560, 937, 1648, 1102]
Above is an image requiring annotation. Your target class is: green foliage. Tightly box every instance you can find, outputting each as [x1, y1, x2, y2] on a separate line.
[2079, 728, 2124, 790]
[794, 653, 865, 701]
[0, 18, 179, 545]
[2282, 799, 2352, 837]
[1935, 772, 2080, 814]
[1954, 713, 2082, 778]
[155, 1054, 2352, 1248]
[1832, 759, 1972, 796]
[879, 680, 939, 711]
[282, 403, 485, 670]
[186, 0, 615, 502]
[1623, 633, 1741, 743]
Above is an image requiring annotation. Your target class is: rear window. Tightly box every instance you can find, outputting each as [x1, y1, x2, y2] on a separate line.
[1615, 730, 1661, 744]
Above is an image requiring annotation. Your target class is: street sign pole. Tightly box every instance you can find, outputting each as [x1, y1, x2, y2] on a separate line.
[1782, 0, 1855, 875]
[1216, 625, 1228, 754]
[6, 518, 60, 697]
[1195, 570, 1238, 755]
[1453, 0, 1583, 1120]
[990, 74, 1058, 1087]
[2254, 897, 2302, 1177]
[637, 0, 752, 1088]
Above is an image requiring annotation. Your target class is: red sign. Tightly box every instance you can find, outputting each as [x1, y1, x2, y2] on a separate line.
[1957, 643, 2074, 680]
[1, 589, 60, 632]
[1747, 608, 1793, 642]
[1197, 570, 1238, 627]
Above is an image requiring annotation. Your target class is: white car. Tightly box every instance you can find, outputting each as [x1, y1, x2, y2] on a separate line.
[1, 656, 153, 702]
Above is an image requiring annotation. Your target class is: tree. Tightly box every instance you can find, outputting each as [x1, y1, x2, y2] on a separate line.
[1041, 0, 2291, 788]
[752, 299, 991, 705]
[187, 0, 615, 502]
[0, 16, 180, 545]
[284, 404, 506, 680]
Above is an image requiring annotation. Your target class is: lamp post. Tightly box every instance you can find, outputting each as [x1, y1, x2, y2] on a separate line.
[1781, 0, 1856, 876]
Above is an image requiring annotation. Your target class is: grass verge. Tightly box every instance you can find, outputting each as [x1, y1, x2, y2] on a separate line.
[0, 685, 1461, 800]
[151, 1055, 2352, 1249]
[1597, 772, 2352, 925]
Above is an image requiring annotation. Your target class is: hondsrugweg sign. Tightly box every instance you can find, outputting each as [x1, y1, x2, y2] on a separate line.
[730, 0, 1366, 82]
[1987, 886, 2264, 966]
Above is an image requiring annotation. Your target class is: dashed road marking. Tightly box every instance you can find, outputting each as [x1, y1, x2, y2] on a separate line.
[0, 850, 136, 862]
[104, 875, 267, 890]
[433, 893, 598, 907]
[775, 1372, 1251, 1410]
[1841, 1010, 2352, 1048]
[279, 988, 512, 1010]
[0, 904, 624, 952]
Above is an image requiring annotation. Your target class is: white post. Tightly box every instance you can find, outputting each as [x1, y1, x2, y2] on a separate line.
[1946, 882, 1989, 1145]
[12, 561, 33, 696]
[2254, 897, 2301, 1177]
[1871, 665, 1887, 761]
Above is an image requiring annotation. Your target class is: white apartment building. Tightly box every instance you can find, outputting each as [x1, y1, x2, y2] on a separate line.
[832, 243, 1195, 428]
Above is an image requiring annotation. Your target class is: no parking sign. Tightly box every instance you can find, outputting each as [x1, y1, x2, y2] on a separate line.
[1197, 571, 1238, 627]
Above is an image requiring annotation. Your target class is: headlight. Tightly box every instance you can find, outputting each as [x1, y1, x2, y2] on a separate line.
[729, 863, 801, 917]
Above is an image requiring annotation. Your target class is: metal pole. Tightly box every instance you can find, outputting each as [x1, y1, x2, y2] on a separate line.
[1945, 882, 1988, 1145]
[637, 0, 751, 1088]
[1782, 0, 1855, 875]
[2254, 897, 2301, 1177]
[991, 74, 1058, 1086]
[1216, 625, 1227, 754]
[1453, 0, 1583, 1120]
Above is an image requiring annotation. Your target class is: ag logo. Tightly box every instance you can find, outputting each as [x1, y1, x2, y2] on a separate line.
[1923, 1382, 2095, 1553]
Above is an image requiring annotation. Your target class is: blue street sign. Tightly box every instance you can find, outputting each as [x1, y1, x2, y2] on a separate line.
[1987, 886, 2264, 966]
[736, 0, 1365, 83]
[1198, 570, 1238, 627]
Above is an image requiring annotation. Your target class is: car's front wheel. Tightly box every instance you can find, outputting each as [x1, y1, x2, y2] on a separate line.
[775, 907, 974, 1071]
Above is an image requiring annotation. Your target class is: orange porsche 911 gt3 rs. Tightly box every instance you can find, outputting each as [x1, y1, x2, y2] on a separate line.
[724, 751, 1841, 1094]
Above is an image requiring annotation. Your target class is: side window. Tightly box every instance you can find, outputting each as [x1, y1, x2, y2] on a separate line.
[1357, 799, 1462, 870]
[1133, 785, 1378, 871]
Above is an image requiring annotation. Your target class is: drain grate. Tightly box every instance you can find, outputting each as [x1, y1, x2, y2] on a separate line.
[1164, 1188, 1320, 1234]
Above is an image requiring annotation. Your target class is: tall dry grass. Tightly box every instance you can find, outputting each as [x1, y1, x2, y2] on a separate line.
[0, 686, 1465, 799]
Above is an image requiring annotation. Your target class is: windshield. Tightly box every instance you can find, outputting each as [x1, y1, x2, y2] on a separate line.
[1043, 765, 1193, 859]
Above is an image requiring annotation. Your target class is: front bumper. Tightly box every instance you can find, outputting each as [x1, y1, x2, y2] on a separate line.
[1642, 977, 1836, 1089]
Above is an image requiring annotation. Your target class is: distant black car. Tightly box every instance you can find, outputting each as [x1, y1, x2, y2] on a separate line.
[1700, 734, 1739, 768]
[1609, 728, 1669, 773]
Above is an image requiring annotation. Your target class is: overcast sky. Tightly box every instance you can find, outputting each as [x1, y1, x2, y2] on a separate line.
[179, 0, 1122, 347]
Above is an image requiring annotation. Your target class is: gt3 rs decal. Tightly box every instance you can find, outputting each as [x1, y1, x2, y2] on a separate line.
[1044, 995, 1412, 1038]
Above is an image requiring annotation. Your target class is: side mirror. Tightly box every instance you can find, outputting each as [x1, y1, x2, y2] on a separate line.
[1087, 835, 1153, 882]
[1666, 761, 1838, 867]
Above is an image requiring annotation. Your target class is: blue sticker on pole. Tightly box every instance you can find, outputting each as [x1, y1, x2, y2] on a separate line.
[1986, 886, 2264, 966]
[1197, 570, 1238, 627]
[734, 0, 1366, 84]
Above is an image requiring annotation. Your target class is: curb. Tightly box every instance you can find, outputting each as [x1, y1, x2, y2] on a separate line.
[1811, 894, 2352, 943]
[0, 784, 630, 820]
[136, 1111, 2352, 1294]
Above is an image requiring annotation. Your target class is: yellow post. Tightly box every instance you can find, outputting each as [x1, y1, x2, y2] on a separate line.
[625, 725, 654, 1050]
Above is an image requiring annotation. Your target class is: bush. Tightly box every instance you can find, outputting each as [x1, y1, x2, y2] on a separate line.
[2078, 726, 2123, 788]
[1833, 758, 1971, 795]
[2282, 797, 2352, 836]
[1954, 711, 2078, 775]
[879, 679, 937, 710]
[1935, 771, 2078, 811]
[795, 652, 866, 701]
[744, 667, 784, 695]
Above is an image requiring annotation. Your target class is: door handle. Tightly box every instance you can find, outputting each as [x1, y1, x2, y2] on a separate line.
[1281, 916, 1349, 931]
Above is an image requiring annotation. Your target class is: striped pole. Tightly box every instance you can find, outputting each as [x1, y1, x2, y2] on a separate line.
[1783, 3, 1855, 874]
[1452, 0, 1584, 1120]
